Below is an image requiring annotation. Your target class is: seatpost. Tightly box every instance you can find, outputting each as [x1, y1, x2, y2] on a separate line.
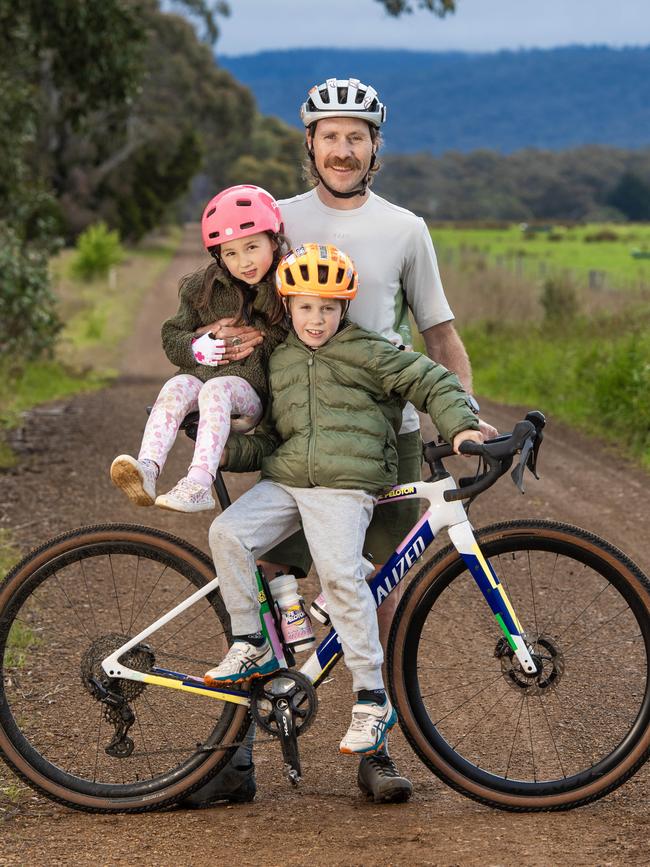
[213, 470, 231, 510]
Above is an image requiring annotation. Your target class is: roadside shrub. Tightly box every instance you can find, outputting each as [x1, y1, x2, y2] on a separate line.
[0, 223, 61, 359]
[540, 275, 579, 324]
[585, 331, 650, 454]
[70, 222, 124, 281]
[584, 229, 619, 243]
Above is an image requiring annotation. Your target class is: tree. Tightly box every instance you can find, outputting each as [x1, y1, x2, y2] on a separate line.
[607, 172, 650, 222]
[375, 0, 456, 15]
[0, 0, 146, 358]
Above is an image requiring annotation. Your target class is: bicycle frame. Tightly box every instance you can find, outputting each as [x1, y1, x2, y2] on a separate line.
[101, 474, 539, 700]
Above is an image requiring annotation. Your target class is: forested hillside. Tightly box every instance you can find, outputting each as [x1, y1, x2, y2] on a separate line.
[221, 46, 650, 154]
[375, 147, 650, 222]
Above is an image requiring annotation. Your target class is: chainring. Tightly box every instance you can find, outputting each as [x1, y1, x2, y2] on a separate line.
[250, 670, 318, 736]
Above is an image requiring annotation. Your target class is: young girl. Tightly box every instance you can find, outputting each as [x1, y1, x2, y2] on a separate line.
[110, 185, 289, 513]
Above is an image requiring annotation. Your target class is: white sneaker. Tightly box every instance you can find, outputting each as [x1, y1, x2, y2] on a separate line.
[204, 641, 279, 686]
[339, 699, 398, 755]
[110, 455, 157, 506]
[155, 477, 215, 513]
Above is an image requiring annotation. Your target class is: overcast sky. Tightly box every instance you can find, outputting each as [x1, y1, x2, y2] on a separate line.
[217, 0, 649, 55]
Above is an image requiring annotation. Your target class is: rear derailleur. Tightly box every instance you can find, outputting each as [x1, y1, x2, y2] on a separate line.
[80, 633, 155, 758]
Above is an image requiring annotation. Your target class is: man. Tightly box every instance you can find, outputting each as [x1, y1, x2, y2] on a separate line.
[185, 77, 496, 808]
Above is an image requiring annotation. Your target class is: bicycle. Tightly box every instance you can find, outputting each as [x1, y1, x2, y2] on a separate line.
[1, 410, 650, 813]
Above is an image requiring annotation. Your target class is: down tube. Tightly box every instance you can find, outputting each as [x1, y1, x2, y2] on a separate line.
[299, 511, 437, 687]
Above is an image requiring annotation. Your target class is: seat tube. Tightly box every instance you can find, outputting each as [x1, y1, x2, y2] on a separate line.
[255, 567, 288, 668]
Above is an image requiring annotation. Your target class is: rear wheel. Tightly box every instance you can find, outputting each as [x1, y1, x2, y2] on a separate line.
[0, 524, 249, 812]
[388, 520, 650, 810]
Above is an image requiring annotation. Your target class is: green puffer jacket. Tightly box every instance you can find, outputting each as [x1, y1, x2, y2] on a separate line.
[160, 266, 288, 409]
[225, 323, 479, 494]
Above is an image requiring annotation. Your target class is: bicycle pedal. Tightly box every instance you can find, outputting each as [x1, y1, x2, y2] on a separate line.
[283, 763, 301, 786]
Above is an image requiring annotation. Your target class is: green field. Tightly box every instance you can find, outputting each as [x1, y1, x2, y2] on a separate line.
[429, 223, 650, 468]
[431, 223, 650, 291]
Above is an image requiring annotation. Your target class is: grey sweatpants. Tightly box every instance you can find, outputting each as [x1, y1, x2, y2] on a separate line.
[208, 480, 383, 692]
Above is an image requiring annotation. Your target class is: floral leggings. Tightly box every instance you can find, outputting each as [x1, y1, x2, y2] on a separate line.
[139, 374, 263, 480]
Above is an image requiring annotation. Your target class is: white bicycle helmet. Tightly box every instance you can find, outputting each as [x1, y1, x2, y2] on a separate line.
[300, 78, 386, 128]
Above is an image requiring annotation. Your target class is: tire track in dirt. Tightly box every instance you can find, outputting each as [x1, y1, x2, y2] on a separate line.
[2, 228, 650, 865]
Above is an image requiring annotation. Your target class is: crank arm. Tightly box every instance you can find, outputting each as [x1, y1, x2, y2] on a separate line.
[274, 699, 302, 784]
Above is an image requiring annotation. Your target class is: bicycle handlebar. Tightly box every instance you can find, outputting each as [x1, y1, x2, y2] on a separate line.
[423, 410, 546, 502]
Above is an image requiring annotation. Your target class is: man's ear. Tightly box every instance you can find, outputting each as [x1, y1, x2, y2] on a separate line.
[305, 129, 313, 154]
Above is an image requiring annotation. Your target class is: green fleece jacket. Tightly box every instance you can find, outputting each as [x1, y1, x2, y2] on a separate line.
[224, 323, 479, 494]
[160, 266, 288, 409]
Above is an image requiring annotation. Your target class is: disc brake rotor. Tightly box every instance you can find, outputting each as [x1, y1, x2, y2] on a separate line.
[495, 633, 565, 695]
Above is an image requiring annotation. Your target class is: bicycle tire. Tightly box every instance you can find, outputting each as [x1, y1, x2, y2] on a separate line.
[388, 519, 650, 811]
[0, 523, 249, 812]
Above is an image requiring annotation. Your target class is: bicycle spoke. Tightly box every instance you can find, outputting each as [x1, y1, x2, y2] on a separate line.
[80, 559, 99, 637]
[536, 692, 567, 779]
[108, 554, 126, 635]
[128, 555, 142, 634]
[504, 692, 526, 780]
[430, 670, 505, 726]
[51, 569, 94, 642]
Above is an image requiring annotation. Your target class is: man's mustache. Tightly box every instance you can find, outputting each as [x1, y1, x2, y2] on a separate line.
[324, 157, 363, 171]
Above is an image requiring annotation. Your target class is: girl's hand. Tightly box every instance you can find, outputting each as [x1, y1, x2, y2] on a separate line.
[192, 332, 226, 366]
[452, 429, 484, 455]
[197, 317, 264, 365]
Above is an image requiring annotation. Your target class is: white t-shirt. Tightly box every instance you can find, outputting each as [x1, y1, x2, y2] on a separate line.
[279, 188, 454, 433]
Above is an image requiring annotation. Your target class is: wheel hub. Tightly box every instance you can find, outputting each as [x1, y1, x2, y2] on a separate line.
[494, 633, 564, 694]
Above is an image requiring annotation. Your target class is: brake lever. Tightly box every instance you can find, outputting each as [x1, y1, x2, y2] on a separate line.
[528, 429, 542, 478]
[510, 437, 534, 493]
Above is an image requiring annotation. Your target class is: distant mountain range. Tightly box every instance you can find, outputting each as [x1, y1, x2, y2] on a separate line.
[219, 46, 650, 154]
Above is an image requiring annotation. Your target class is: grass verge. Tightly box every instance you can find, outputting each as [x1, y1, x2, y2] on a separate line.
[0, 529, 21, 579]
[0, 533, 35, 814]
[462, 311, 650, 468]
[0, 227, 183, 466]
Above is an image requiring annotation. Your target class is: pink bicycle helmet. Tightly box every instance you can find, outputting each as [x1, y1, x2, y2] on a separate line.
[201, 185, 283, 252]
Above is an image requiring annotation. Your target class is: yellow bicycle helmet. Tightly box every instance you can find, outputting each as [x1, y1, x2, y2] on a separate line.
[275, 243, 358, 300]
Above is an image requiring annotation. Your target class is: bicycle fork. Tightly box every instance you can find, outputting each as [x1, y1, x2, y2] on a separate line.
[447, 521, 539, 676]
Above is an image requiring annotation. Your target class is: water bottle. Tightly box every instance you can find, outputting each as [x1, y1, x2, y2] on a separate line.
[309, 592, 330, 626]
[269, 574, 315, 653]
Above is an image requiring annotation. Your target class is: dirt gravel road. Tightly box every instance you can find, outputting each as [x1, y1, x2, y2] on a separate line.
[1, 226, 650, 865]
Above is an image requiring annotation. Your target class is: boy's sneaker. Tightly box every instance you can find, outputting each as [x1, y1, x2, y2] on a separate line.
[155, 477, 215, 513]
[357, 752, 413, 804]
[204, 641, 279, 686]
[339, 699, 398, 755]
[110, 455, 157, 506]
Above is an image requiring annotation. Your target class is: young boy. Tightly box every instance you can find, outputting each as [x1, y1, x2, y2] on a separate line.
[204, 243, 482, 755]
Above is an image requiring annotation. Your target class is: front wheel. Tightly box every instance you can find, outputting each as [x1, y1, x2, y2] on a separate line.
[388, 520, 650, 811]
[0, 524, 249, 812]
